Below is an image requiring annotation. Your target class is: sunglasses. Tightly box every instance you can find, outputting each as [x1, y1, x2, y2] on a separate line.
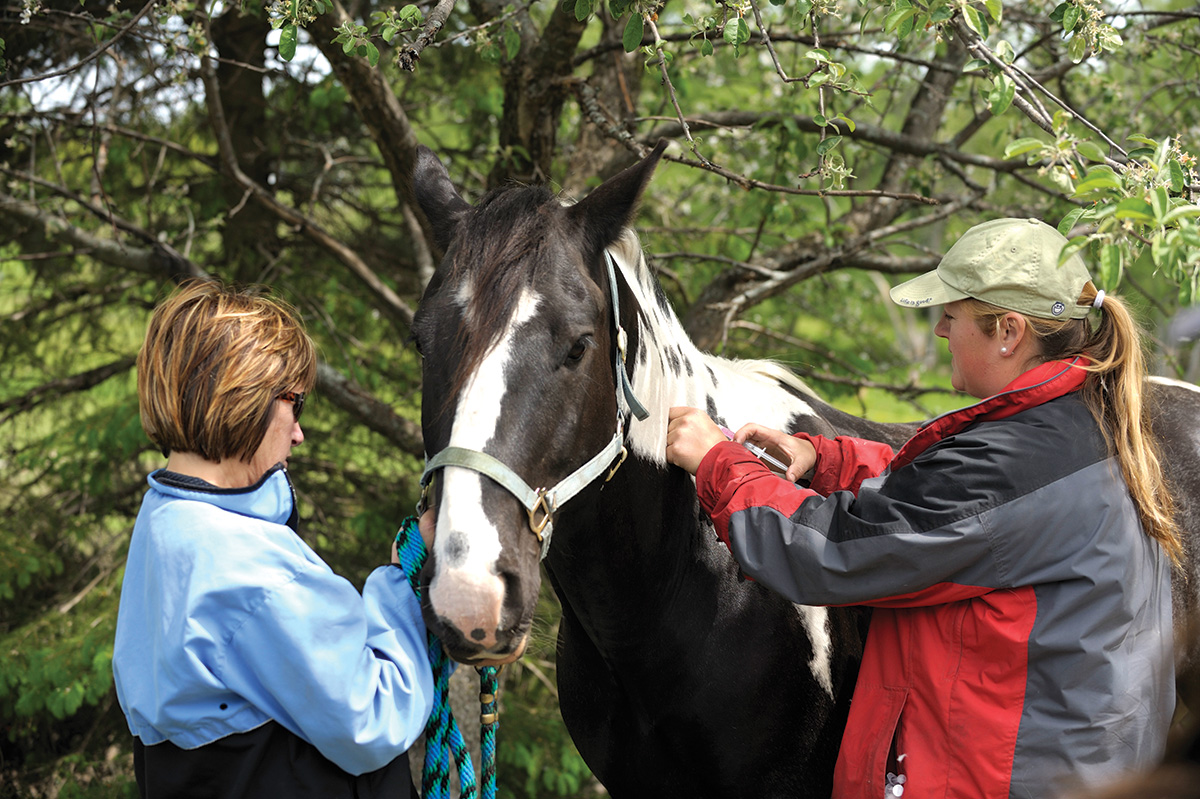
[277, 390, 306, 421]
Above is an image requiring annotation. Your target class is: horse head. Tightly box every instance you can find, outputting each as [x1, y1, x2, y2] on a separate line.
[410, 143, 667, 664]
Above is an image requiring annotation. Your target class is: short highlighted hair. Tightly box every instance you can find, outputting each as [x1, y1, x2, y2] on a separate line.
[137, 279, 318, 463]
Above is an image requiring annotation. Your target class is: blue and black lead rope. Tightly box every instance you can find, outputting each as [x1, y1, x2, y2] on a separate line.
[396, 517, 500, 799]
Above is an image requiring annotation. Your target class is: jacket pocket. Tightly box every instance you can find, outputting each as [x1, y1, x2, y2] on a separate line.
[833, 685, 907, 799]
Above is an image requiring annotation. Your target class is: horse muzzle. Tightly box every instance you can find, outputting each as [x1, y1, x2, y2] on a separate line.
[425, 565, 531, 663]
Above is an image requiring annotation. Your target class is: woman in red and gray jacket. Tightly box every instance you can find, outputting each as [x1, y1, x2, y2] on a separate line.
[666, 218, 1181, 799]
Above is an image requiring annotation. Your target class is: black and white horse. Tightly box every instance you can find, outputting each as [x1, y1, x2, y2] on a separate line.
[410, 142, 1200, 796]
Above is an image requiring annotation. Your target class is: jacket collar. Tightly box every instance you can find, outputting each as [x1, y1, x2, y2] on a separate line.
[148, 463, 298, 530]
[891, 357, 1090, 470]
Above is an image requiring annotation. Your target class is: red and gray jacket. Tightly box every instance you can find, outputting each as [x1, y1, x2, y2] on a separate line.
[696, 360, 1174, 799]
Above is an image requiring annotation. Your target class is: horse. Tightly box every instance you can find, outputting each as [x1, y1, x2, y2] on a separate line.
[409, 141, 1200, 796]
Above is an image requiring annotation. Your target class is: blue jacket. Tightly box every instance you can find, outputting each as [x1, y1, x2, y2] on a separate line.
[113, 465, 433, 777]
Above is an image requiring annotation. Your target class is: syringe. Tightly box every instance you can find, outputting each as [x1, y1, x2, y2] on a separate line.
[718, 426, 792, 476]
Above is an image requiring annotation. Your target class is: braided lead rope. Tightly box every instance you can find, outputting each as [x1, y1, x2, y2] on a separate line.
[395, 517, 499, 799]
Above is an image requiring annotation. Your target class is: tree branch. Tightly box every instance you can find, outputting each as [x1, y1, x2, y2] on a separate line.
[315, 363, 424, 458]
[0, 356, 136, 423]
[397, 0, 457, 71]
[196, 42, 416, 331]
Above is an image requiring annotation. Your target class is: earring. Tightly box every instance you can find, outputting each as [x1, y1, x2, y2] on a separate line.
[1000, 347, 1008, 354]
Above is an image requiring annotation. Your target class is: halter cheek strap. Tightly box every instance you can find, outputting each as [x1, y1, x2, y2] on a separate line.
[420, 248, 648, 561]
[605, 249, 649, 421]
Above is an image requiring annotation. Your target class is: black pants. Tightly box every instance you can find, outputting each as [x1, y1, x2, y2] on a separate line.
[134, 722, 415, 798]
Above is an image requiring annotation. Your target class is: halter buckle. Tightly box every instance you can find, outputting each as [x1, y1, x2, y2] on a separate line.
[528, 488, 552, 539]
[417, 474, 435, 516]
[605, 446, 628, 482]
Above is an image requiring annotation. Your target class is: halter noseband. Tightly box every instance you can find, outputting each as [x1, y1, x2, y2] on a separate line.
[420, 249, 649, 560]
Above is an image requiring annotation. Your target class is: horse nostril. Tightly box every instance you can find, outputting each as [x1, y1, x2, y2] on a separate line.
[470, 628, 488, 642]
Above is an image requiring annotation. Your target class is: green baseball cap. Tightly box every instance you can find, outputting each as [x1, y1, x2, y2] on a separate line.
[889, 217, 1094, 320]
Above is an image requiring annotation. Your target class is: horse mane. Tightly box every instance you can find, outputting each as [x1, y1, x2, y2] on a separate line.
[607, 227, 821, 400]
[718, 358, 822, 399]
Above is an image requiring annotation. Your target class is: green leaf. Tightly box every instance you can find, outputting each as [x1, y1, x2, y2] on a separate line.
[1058, 206, 1088, 235]
[1075, 141, 1106, 163]
[884, 6, 917, 34]
[1127, 134, 1158, 147]
[814, 114, 829, 127]
[983, 0, 1002, 23]
[1126, 146, 1156, 161]
[816, 135, 843, 156]
[364, 41, 379, 67]
[1169, 160, 1187, 193]
[1097, 243, 1121, 288]
[1068, 32, 1087, 63]
[1063, 4, 1080, 32]
[963, 6, 986, 36]
[700, 38, 714, 56]
[1058, 236, 1089, 267]
[575, 0, 591, 22]
[279, 24, 298, 62]
[988, 75, 1015, 115]
[504, 26, 521, 59]
[735, 17, 751, 46]
[1162, 204, 1200, 226]
[1004, 137, 1044, 159]
[963, 58, 991, 73]
[622, 14, 643, 52]
[1151, 186, 1170, 223]
[1113, 197, 1155, 224]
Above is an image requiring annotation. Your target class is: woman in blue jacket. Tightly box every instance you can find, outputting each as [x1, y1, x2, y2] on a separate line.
[113, 279, 433, 798]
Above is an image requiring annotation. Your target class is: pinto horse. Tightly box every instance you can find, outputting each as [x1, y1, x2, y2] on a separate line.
[410, 142, 1200, 796]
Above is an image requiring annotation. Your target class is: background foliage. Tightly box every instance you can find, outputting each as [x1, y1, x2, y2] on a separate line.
[2, 0, 1199, 794]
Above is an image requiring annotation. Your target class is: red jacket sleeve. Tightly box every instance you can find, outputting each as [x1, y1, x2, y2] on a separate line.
[696, 442, 816, 550]
[795, 433, 895, 496]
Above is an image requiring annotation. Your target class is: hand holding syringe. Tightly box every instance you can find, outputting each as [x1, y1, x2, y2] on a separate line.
[718, 426, 796, 480]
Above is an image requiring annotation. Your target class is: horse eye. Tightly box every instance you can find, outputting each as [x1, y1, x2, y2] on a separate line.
[566, 337, 592, 364]
[407, 331, 425, 359]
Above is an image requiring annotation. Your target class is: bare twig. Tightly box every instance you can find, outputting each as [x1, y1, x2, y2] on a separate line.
[646, 16, 710, 165]
[0, 0, 161, 90]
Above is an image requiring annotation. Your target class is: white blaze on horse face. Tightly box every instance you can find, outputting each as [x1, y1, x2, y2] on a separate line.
[429, 289, 542, 651]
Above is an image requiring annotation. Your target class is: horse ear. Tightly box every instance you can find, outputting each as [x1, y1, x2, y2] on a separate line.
[413, 146, 472, 253]
[568, 139, 668, 252]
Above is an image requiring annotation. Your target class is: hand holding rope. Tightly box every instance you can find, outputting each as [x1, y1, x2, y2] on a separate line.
[396, 516, 500, 799]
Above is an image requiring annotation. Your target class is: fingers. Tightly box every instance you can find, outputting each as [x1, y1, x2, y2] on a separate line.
[784, 438, 817, 482]
[665, 406, 726, 475]
[418, 509, 437, 551]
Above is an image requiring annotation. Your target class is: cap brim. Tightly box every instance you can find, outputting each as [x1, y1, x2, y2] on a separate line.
[889, 269, 970, 310]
